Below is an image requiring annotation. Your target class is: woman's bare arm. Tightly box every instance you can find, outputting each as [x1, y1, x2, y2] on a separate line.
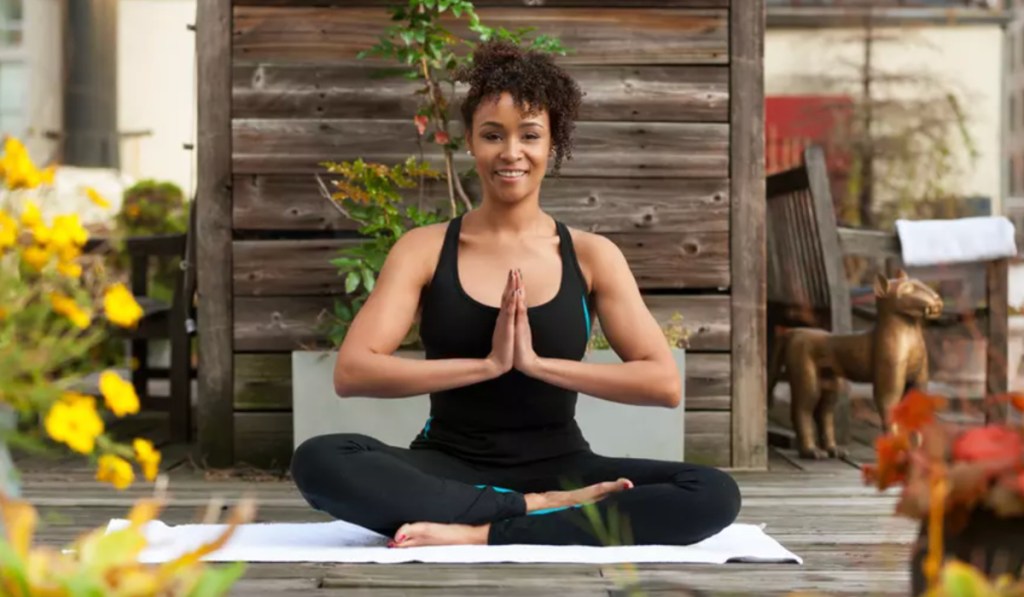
[523, 233, 681, 407]
[333, 225, 506, 398]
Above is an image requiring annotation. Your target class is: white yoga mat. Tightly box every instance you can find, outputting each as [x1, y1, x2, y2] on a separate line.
[102, 518, 803, 565]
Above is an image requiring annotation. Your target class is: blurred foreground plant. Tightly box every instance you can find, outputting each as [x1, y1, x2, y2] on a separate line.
[0, 491, 254, 596]
[862, 388, 1024, 595]
[0, 135, 156, 490]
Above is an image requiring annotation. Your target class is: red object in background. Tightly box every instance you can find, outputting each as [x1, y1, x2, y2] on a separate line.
[766, 95, 854, 175]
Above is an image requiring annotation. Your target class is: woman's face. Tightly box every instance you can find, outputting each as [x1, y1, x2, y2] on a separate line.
[465, 92, 552, 205]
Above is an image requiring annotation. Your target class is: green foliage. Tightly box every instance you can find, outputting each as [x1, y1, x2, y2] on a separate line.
[116, 179, 188, 238]
[357, 0, 569, 215]
[321, 1, 571, 347]
[321, 157, 449, 345]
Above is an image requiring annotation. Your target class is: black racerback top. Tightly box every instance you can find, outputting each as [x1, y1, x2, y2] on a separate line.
[411, 214, 594, 466]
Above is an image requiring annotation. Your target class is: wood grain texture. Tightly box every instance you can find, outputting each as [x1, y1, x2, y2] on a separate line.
[684, 411, 730, 467]
[234, 294, 730, 352]
[232, 64, 729, 122]
[196, 0, 235, 467]
[233, 233, 728, 295]
[233, 174, 729, 233]
[986, 258, 1009, 421]
[235, 353, 295, 411]
[234, 1, 730, 7]
[235, 412, 294, 469]
[233, 7, 728, 66]
[729, 0, 767, 470]
[231, 119, 730, 178]
[231, 352, 730, 412]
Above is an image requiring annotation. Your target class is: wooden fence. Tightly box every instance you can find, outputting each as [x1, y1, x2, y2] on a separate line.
[195, 0, 766, 470]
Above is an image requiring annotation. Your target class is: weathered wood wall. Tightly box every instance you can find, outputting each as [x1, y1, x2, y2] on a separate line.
[197, 0, 765, 470]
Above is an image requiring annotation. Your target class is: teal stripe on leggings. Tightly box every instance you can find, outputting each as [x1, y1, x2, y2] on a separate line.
[475, 485, 581, 516]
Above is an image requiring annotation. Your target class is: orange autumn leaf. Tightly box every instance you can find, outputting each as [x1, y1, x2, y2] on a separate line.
[863, 434, 910, 489]
[951, 425, 1022, 465]
[890, 388, 947, 433]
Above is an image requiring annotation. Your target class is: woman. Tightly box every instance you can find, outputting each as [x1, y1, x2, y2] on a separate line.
[291, 40, 741, 548]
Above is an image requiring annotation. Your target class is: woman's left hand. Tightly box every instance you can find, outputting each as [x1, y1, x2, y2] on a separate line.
[513, 269, 541, 375]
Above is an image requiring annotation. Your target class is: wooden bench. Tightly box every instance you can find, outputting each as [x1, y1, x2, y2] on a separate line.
[766, 146, 1012, 446]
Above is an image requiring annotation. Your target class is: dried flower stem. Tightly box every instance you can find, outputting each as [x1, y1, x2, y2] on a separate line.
[924, 466, 947, 590]
[418, 54, 472, 216]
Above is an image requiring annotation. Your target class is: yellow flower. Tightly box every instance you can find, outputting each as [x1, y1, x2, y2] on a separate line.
[133, 438, 161, 481]
[0, 137, 45, 189]
[103, 283, 143, 329]
[20, 200, 42, 228]
[96, 454, 134, 489]
[44, 393, 104, 455]
[22, 245, 51, 271]
[84, 186, 111, 208]
[50, 292, 91, 329]
[57, 259, 83, 279]
[51, 213, 88, 249]
[0, 210, 16, 251]
[100, 370, 140, 417]
[31, 223, 51, 246]
[38, 164, 56, 186]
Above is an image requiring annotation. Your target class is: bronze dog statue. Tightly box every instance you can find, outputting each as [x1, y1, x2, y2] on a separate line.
[767, 270, 944, 459]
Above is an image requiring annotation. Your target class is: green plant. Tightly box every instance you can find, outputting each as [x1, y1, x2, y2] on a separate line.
[319, 158, 449, 346]
[321, 1, 570, 345]
[116, 180, 188, 238]
[587, 312, 691, 351]
[358, 0, 569, 217]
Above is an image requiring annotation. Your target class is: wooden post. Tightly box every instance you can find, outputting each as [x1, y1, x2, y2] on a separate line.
[987, 258, 1010, 422]
[196, 0, 234, 467]
[730, 0, 767, 469]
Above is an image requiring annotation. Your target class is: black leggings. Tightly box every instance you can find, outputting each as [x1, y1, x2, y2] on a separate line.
[291, 433, 742, 546]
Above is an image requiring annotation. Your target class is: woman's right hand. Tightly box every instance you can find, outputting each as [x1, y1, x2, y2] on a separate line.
[486, 269, 517, 376]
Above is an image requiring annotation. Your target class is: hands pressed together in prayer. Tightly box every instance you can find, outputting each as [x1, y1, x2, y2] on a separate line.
[487, 268, 541, 377]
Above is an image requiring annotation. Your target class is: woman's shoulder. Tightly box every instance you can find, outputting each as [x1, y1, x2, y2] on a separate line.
[565, 225, 624, 262]
[393, 221, 450, 256]
[564, 224, 628, 291]
[386, 221, 451, 279]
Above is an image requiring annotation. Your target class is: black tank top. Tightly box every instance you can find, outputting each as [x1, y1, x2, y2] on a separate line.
[411, 214, 594, 465]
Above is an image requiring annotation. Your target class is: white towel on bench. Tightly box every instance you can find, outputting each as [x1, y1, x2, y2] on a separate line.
[101, 519, 802, 565]
[895, 216, 1017, 267]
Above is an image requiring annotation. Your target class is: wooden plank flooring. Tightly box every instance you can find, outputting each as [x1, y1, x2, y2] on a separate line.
[11, 413, 919, 596]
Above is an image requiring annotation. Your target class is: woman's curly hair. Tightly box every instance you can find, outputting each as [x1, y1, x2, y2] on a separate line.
[455, 40, 583, 175]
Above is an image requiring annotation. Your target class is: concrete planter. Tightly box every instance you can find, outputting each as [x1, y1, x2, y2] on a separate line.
[292, 348, 686, 461]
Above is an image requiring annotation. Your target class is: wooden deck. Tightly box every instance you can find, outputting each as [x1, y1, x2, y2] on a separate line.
[13, 412, 917, 597]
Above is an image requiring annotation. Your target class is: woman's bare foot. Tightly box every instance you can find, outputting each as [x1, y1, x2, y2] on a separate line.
[525, 477, 634, 513]
[390, 522, 490, 547]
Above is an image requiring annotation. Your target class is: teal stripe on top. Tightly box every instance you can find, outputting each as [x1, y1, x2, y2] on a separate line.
[581, 294, 591, 338]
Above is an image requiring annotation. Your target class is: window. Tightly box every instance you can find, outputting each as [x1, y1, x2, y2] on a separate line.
[0, 0, 26, 138]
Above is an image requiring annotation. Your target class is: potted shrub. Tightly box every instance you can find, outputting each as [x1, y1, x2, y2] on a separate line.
[862, 388, 1024, 595]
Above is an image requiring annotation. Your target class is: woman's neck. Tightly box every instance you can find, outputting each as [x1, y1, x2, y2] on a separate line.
[469, 196, 553, 238]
